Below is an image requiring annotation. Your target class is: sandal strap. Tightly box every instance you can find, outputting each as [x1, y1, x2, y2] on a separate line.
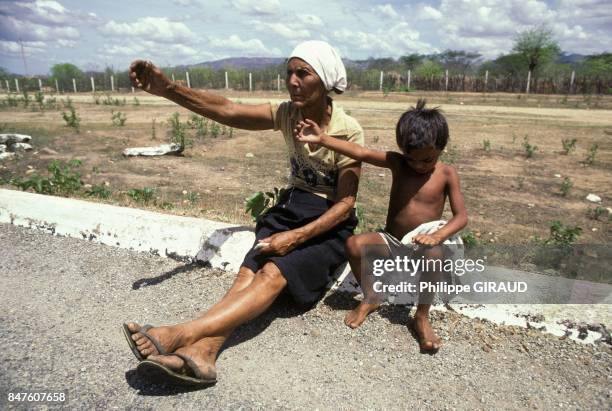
[139, 324, 168, 355]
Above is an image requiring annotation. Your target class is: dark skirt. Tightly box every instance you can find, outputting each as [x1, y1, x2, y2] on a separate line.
[241, 187, 358, 307]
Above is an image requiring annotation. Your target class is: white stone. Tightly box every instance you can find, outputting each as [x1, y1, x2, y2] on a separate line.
[0, 134, 31, 144]
[122, 143, 182, 157]
[0, 144, 5, 153]
[554, 174, 562, 178]
[0, 152, 15, 160]
[245, 152, 254, 158]
[586, 194, 602, 203]
[10, 143, 33, 151]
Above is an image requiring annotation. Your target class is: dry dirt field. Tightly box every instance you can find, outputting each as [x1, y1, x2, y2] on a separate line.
[1, 90, 610, 246]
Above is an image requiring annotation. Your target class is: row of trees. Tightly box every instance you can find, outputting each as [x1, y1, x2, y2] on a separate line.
[1, 27, 610, 94]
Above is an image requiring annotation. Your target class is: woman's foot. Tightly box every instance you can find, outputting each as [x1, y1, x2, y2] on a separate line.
[126, 322, 187, 358]
[147, 339, 218, 381]
[344, 301, 380, 329]
[413, 314, 442, 352]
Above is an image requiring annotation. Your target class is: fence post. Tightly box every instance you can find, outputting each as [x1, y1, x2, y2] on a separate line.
[55, 79, 59, 93]
[72, 78, 77, 93]
[90, 76, 95, 92]
[131, 86, 135, 93]
[445, 70, 449, 91]
[172, 73, 175, 82]
[225, 71, 229, 89]
[379, 71, 383, 91]
[5, 80, 9, 92]
[111, 75, 115, 92]
[407, 70, 411, 89]
[38, 78, 43, 92]
[15, 78, 20, 93]
[249, 72, 252, 92]
[277, 74, 280, 92]
[185, 71, 191, 88]
[484, 70, 489, 93]
[525, 70, 531, 94]
[569, 70, 575, 94]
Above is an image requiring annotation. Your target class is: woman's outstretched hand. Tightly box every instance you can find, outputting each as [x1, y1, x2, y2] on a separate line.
[129, 60, 173, 97]
[293, 119, 324, 145]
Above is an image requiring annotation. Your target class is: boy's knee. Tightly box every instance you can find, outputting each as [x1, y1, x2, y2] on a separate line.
[345, 235, 363, 258]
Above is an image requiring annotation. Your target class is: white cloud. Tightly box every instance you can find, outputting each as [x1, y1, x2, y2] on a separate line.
[208, 35, 282, 56]
[98, 17, 195, 43]
[374, 4, 399, 19]
[0, 40, 46, 56]
[420, 6, 442, 20]
[298, 14, 324, 27]
[232, 0, 280, 16]
[253, 21, 310, 40]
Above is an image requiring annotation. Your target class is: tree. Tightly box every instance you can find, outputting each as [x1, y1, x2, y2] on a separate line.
[435, 50, 482, 75]
[414, 60, 443, 78]
[399, 54, 423, 70]
[51, 63, 84, 90]
[512, 26, 560, 73]
[581, 53, 612, 76]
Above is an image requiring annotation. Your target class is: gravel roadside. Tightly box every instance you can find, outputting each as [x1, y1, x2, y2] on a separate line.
[1, 223, 610, 410]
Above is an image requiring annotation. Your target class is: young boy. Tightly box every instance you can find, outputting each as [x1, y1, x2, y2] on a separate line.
[294, 99, 468, 352]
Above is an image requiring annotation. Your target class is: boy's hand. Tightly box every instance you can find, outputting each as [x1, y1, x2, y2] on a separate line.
[293, 119, 324, 145]
[413, 233, 443, 246]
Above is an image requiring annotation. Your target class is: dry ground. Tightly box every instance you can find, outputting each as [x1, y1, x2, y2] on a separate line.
[0, 90, 610, 246]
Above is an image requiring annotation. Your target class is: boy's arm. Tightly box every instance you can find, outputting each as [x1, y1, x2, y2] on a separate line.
[295, 119, 394, 169]
[414, 166, 468, 245]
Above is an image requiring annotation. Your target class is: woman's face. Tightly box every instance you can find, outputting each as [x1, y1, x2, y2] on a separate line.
[286, 58, 326, 109]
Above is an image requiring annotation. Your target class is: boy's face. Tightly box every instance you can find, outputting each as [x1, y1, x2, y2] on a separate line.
[403, 146, 441, 174]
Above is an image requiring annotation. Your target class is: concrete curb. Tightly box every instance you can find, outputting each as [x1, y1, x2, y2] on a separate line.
[0, 188, 255, 272]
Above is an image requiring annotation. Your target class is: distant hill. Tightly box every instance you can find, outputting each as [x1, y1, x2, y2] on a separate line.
[558, 53, 586, 64]
[181, 57, 364, 71]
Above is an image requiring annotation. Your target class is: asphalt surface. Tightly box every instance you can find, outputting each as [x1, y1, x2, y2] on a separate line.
[1, 223, 611, 410]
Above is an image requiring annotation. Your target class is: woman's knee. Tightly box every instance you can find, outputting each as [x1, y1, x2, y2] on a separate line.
[257, 262, 287, 290]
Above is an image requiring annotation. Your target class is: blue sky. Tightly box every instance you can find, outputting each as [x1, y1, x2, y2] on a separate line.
[1, 0, 610, 75]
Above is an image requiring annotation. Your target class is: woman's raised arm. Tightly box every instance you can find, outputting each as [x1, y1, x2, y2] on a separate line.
[129, 60, 274, 130]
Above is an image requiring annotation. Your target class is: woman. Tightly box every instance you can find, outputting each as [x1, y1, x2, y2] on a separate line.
[123, 41, 364, 386]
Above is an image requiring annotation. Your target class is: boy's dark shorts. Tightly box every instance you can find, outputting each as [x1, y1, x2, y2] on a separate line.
[242, 187, 358, 307]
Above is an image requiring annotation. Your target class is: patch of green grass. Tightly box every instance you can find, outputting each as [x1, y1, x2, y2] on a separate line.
[168, 112, 191, 151]
[561, 138, 577, 155]
[11, 159, 83, 195]
[460, 230, 479, 248]
[61, 98, 80, 133]
[86, 184, 112, 199]
[584, 143, 598, 165]
[559, 177, 572, 197]
[482, 139, 491, 152]
[127, 187, 156, 204]
[534, 220, 582, 246]
[111, 110, 127, 127]
[522, 135, 537, 158]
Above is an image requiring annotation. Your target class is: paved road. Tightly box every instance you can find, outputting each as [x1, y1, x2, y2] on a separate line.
[1, 224, 610, 410]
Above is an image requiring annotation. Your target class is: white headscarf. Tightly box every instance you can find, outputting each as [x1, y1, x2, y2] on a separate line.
[288, 40, 347, 94]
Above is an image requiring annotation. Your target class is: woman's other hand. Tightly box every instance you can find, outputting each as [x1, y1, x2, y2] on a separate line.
[256, 231, 302, 256]
[129, 60, 173, 97]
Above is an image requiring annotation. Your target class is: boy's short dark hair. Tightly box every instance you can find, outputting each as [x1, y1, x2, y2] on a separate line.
[396, 99, 449, 152]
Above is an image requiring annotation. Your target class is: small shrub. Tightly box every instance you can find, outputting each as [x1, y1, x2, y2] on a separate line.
[127, 187, 156, 204]
[151, 118, 156, 140]
[12, 159, 83, 195]
[21, 90, 31, 108]
[6, 94, 19, 107]
[372, 135, 380, 144]
[229, 127, 233, 138]
[86, 184, 112, 199]
[168, 112, 191, 150]
[587, 206, 608, 221]
[522, 136, 537, 158]
[34, 91, 45, 110]
[132, 97, 140, 106]
[111, 110, 127, 126]
[534, 220, 582, 246]
[516, 176, 525, 190]
[559, 177, 572, 197]
[61, 98, 80, 132]
[483, 139, 491, 152]
[189, 114, 208, 138]
[584, 143, 598, 165]
[460, 230, 479, 248]
[561, 138, 577, 155]
[44, 96, 57, 110]
[245, 187, 287, 221]
[210, 122, 221, 138]
[102, 93, 125, 106]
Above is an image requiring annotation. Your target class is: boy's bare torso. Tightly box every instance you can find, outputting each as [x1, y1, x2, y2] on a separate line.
[385, 153, 451, 239]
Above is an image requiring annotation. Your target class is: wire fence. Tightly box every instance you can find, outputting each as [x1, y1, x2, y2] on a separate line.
[2, 68, 611, 95]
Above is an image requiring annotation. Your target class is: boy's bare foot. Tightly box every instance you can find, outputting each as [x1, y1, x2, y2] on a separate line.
[413, 314, 442, 352]
[147, 340, 217, 381]
[126, 322, 186, 358]
[344, 301, 380, 329]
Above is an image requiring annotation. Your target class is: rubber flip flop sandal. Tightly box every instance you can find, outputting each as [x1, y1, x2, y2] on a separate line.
[122, 323, 168, 361]
[137, 353, 217, 387]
